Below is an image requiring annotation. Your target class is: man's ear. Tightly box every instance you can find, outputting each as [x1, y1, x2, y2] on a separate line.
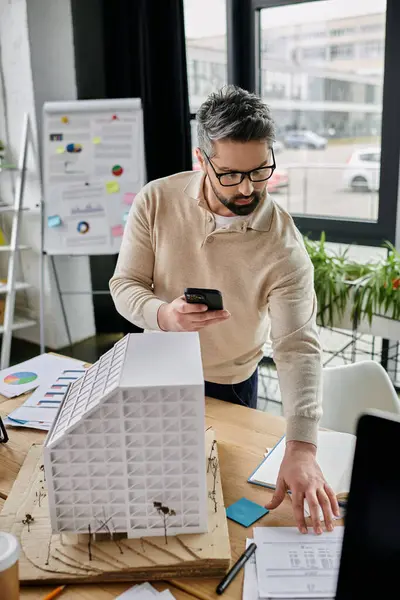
[195, 147, 206, 173]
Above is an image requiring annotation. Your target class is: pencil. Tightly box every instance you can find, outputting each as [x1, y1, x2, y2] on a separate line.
[42, 585, 66, 600]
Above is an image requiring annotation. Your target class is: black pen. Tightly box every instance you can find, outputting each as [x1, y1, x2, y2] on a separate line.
[216, 542, 257, 595]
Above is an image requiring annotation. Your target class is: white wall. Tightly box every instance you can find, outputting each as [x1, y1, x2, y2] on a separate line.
[27, 0, 78, 143]
[0, 0, 96, 349]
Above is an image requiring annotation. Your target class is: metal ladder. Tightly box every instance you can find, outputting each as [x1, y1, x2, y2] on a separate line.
[0, 113, 43, 368]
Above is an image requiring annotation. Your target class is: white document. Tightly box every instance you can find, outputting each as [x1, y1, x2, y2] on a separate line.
[3, 417, 52, 431]
[249, 431, 356, 496]
[21, 358, 87, 408]
[253, 527, 344, 599]
[116, 582, 175, 599]
[4, 356, 88, 431]
[116, 582, 159, 598]
[0, 353, 86, 398]
[243, 539, 327, 600]
[243, 538, 262, 600]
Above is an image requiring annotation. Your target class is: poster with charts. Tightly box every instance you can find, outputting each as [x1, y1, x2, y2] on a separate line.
[43, 99, 145, 255]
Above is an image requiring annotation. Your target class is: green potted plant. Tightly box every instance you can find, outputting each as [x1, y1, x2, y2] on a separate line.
[304, 234, 400, 329]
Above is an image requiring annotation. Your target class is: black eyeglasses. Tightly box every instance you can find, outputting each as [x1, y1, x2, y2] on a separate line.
[203, 148, 276, 187]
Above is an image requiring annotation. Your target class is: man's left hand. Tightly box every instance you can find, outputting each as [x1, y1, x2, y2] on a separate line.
[265, 440, 340, 534]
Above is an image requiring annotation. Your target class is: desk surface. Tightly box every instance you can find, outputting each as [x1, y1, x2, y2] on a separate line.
[0, 391, 291, 600]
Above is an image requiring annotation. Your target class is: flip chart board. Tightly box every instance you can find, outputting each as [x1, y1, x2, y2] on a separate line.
[43, 98, 145, 255]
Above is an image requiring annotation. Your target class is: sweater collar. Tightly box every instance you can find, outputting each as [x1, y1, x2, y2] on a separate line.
[183, 171, 274, 232]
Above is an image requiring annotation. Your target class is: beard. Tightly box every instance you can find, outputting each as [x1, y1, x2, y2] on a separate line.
[208, 176, 266, 216]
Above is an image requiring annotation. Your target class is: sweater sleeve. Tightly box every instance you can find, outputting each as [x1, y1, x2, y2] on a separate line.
[109, 189, 166, 330]
[268, 245, 322, 446]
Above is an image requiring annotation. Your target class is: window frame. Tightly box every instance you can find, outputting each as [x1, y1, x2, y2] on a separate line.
[247, 0, 400, 246]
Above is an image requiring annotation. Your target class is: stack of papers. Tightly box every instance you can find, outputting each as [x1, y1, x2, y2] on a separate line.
[0, 354, 81, 398]
[2, 354, 88, 430]
[244, 528, 344, 599]
[116, 582, 175, 599]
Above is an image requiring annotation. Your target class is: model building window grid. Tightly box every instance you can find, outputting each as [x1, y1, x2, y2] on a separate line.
[44, 333, 207, 538]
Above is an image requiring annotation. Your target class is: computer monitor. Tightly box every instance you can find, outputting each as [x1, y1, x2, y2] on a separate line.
[336, 410, 400, 599]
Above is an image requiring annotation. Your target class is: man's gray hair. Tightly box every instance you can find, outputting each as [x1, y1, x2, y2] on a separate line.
[197, 85, 275, 157]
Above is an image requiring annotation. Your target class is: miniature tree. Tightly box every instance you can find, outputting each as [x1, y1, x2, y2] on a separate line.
[208, 456, 219, 513]
[22, 513, 34, 532]
[153, 502, 176, 544]
[207, 440, 217, 473]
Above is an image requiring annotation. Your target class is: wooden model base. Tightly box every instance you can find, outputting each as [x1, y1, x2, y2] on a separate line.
[0, 430, 231, 584]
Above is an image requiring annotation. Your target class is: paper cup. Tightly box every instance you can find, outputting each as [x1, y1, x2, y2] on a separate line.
[0, 532, 20, 600]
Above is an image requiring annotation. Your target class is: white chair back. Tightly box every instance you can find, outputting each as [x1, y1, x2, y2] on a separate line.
[321, 360, 400, 434]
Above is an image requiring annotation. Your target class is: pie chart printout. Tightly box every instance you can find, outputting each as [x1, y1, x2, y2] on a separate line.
[4, 372, 38, 385]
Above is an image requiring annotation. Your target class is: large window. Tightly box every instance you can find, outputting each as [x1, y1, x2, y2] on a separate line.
[184, 0, 227, 169]
[257, 0, 387, 229]
[184, 0, 227, 114]
[182, 0, 399, 245]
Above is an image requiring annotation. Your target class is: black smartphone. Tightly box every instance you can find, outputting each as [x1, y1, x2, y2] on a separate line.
[184, 288, 224, 311]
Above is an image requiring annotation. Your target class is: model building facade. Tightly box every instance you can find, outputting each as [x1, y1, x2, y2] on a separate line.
[44, 332, 207, 539]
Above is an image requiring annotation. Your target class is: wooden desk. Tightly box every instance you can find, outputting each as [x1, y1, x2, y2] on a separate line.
[1, 393, 292, 600]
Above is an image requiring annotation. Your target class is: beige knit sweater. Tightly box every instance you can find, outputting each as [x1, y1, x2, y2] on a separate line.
[109, 171, 322, 444]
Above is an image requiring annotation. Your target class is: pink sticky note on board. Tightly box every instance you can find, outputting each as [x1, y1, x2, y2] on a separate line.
[123, 192, 136, 206]
[111, 224, 124, 237]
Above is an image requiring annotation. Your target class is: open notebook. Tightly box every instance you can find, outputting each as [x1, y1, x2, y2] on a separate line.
[248, 430, 356, 498]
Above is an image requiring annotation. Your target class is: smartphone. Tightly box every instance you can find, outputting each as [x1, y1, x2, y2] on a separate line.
[184, 288, 224, 311]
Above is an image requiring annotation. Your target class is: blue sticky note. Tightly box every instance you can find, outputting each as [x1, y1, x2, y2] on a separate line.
[226, 497, 269, 528]
[48, 215, 62, 228]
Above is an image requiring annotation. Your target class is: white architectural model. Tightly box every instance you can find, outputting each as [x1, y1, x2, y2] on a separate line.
[44, 332, 207, 539]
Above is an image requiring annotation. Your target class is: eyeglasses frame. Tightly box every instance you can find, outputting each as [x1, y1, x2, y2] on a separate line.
[202, 147, 276, 187]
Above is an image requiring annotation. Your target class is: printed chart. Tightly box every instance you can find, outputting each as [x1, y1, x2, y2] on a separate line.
[0, 354, 81, 398]
[36, 369, 86, 407]
[4, 372, 37, 385]
[4, 358, 88, 431]
[43, 99, 145, 255]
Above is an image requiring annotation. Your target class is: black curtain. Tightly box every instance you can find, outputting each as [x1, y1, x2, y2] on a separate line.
[70, 0, 192, 333]
[137, 0, 192, 180]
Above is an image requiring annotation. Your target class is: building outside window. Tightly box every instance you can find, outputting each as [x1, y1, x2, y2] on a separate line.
[302, 46, 327, 60]
[361, 23, 385, 32]
[360, 40, 385, 58]
[330, 43, 354, 60]
[330, 27, 355, 36]
[184, 0, 227, 115]
[259, 0, 386, 223]
[184, 0, 227, 168]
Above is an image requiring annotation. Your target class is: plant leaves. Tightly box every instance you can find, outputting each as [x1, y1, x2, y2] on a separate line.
[304, 233, 400, 327]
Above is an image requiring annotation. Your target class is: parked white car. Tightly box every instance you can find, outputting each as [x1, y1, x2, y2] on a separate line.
[343, 147, 380, 192]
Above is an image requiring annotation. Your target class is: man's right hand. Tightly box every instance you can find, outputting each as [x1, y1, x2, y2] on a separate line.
[157, 296, 230, 332]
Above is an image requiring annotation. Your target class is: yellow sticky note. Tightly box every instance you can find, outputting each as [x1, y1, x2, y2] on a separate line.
[56, 147, 65, 154]
[106, 181, 120, 194]
[92, 137, 101, 144]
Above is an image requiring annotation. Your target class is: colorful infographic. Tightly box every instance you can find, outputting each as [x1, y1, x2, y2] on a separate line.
[43, 99, 145, 255]
[36, 369, 86, 407]
[4, 372, 38, 385]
